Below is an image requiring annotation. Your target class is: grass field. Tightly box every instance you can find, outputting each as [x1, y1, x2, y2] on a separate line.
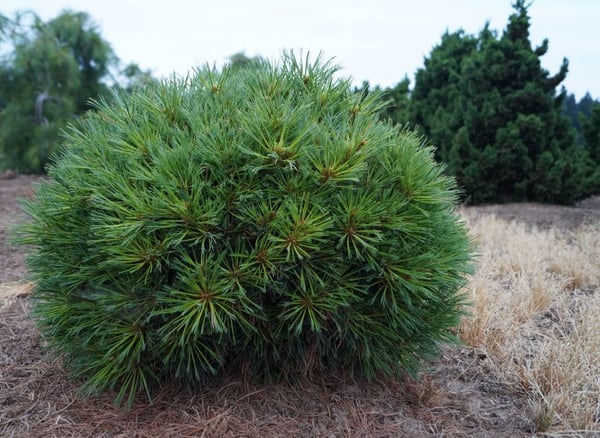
[459, 210, 600, 434]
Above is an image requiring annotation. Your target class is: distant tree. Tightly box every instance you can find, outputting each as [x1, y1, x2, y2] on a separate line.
[582, 104, 600, 164]
[0, 10, 119, 173]
[562, 94, 582, 143]
[118, 62, 154, 91]
[353, 78, 411, 129]
[577, 92, 596, 118]
[379, 77, 411, 127]
[227, 51, 262, 69]
[410, 0, 595, 204]
[562, 92, 599, 145]
[45, 11, 118, 112]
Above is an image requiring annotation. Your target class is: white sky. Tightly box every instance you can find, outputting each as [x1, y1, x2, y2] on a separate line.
[3, 0, 599, 100]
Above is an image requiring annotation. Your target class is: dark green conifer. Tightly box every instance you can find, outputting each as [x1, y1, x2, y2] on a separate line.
[411, 1, 595, 204]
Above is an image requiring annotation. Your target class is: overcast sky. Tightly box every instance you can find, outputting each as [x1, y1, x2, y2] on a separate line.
[3, 0, 599, 99]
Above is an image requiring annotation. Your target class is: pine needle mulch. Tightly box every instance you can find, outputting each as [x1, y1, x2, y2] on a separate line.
[0, 289, 532, 438]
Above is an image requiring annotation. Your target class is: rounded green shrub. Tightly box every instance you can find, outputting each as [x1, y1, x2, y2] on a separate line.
[18, 53, 474, 406]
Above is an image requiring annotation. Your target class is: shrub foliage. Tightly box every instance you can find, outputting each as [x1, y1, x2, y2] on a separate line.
[18, 53, 473, 405]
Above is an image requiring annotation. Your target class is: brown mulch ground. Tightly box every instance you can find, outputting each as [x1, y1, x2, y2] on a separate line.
[0, 174, 38, 284]
[1, 174, 599, 437]
[470, 199, 600, 231]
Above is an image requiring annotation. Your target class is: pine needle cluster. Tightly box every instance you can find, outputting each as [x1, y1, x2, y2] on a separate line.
[17, 52, 474, 406]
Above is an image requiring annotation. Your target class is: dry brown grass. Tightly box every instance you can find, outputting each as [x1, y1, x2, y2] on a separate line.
[0, 281, 33, 309]
[459, 210, 600, 434]
[1, 209, 599, 437]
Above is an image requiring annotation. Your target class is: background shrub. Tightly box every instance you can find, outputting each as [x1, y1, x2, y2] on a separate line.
[18, 52, 474, 406]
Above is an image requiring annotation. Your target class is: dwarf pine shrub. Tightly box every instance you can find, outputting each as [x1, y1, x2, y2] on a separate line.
[18, 52, 474, 406]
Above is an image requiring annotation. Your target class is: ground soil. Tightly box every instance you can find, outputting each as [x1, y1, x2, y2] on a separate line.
[1, 175, 599, 437]
[0, 174, 39, 284]
[468, 198, 600, 230]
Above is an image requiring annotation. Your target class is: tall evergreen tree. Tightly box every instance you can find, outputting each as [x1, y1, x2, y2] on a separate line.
[411, 0, 595, 204]
[44, 11, 118, 113]
[582, 104, 600, 164]
[0, 10, 119, 173]
[411, 29, 478, 164]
